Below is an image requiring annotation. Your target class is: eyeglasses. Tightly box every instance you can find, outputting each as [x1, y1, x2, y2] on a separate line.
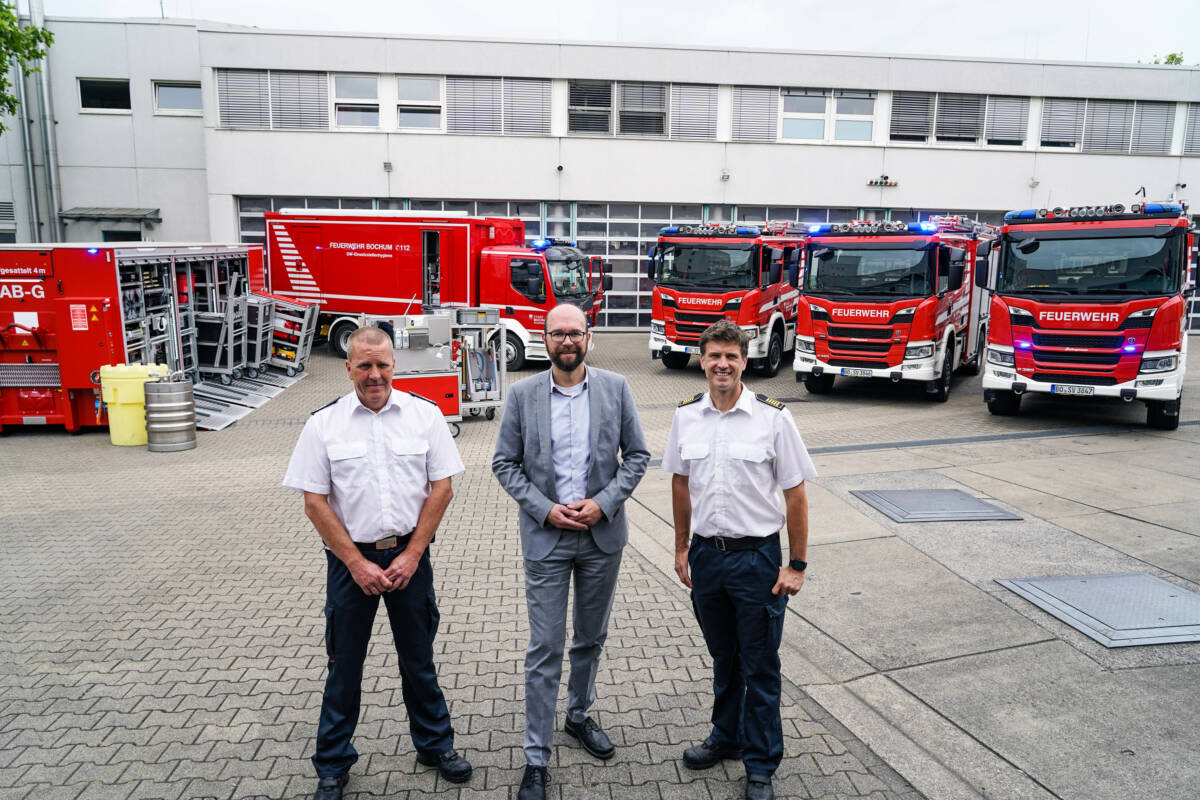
[546, 330, 587, 343]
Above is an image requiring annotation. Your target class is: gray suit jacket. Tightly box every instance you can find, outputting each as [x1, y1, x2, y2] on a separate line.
[492, 367, 650, 562]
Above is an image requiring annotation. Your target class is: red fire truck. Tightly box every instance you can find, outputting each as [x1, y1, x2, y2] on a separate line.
[259, 210, 609, 369]
[978, 202, 1191, 429]
[792, 216, 996, 401]
[646, 222, 805, 376]
[0, 243, 260, 433]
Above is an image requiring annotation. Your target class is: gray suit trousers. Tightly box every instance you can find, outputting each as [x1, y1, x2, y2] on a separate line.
[523, 529, 622, 767]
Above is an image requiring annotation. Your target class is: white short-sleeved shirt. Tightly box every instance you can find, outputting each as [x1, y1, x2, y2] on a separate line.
[283, 389, 465, 543]
[661, 384, 817, 538]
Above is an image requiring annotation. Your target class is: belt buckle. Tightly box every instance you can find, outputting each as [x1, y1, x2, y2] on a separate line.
[715, 536, 727, 552]
[374, 535, 399, 550]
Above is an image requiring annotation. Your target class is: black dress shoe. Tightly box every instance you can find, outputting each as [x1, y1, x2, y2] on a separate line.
[416, 748, 473, 783]
[745, 774, 774, 800]
[312, 773, 348, 800]
[517, 764, 549, 800]
[682, 736, 743, 770]
[564, 716, 616, 759]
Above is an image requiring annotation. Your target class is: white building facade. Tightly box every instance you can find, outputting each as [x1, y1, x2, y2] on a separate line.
[4, 17, 1200, 328]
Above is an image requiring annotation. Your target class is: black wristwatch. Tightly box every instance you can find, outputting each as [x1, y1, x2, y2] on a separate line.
[789, 558, 808, 573]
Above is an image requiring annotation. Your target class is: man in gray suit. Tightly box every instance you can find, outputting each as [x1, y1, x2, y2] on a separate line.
[493, 303, 650, 800]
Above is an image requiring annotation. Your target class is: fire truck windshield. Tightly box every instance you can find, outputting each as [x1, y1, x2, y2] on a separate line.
[804, 246, 932, 296]
[657, 243, 756, 289]
[545, 246, 590, 298]
[998, 234, 1182, 297]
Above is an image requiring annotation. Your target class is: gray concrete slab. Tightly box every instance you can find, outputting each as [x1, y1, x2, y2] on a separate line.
[891, 641, 1200, 800]
[1053, 512, 1200, 583]
[1117, 498, 1200, 535]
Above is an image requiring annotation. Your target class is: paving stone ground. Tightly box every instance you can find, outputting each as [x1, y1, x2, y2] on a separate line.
[11, 330, 1186, 800]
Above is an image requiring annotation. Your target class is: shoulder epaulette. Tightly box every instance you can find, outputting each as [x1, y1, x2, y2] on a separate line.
[678, 392, 704, 408]
[311, 397, 340, 416]
[755, 393, 786, 410]
[406, 391, 438, 406]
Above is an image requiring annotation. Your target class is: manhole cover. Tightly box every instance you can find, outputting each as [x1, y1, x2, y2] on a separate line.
[850, 489, 1021, 522]
[996, 573, 1200, 648]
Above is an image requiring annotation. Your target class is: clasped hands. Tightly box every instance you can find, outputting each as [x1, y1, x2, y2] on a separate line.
[547, 499, 603, 530]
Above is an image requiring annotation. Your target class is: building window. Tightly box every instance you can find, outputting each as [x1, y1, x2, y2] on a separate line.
[617, 82, 667, 137]
[568, 80, 613, 134]
[781, 88, 827, 140]
[333, 74, 379, 127]
[1185, 104, 1200, 156]
[1040, 97, 1084, 148]
[397, 76, 443, 129]
[889, 92, 934, 141]
[731, 86, 778, 141]
[834, 90, 875, 141]
[1040, 98, 1175, 154]
[269, 71, 329, 130]
[669, 84, 717, 140]
[217, 69, 270, 128]
[934, 94, 985, 143]
[79, 78, 131, 112]
[984, 96, 1030, 145]
[446, 77, 502, 134]
[504, 79, 552, 135]
[102, 230, 142, 242]
[153, 81, 201, 114]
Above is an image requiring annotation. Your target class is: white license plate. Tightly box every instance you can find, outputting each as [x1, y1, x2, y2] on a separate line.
[1051, 384, 1094, 396]
[683, 346, 699, 355]
[841, 368, 874, 377]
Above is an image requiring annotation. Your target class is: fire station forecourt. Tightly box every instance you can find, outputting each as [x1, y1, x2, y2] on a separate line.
[1, 333, 1199, 800]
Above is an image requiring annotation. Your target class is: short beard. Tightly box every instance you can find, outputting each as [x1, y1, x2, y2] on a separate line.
[549, 348, 585, 372]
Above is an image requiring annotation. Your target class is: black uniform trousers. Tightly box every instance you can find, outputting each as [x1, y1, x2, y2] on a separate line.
[312, 542, 454, 778]
[689, 533, 788, 776]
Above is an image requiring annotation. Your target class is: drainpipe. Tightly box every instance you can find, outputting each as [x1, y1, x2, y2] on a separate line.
[30, 0, 61, 241]
[13, 60, 41, 242]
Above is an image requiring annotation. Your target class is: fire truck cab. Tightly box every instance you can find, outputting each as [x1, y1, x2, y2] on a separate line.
[979, 202, 1191, 429]
[646, 222, 805, 376]
[793, 216, 996, 401]
[261, 211, 609, 369]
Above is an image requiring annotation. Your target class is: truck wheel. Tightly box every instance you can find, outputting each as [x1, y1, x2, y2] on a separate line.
[986, 390, 1021, 416]
[661, 351, 690, 370]
[959, 330, 984, 376]
[929, 345, 954, 402]
[505, 332, 526, 371]
[1147, 396, 1181, 430]
[804, 373, 835, 394]
[755, 328, 784, 377]
[329, 321, 357, 359]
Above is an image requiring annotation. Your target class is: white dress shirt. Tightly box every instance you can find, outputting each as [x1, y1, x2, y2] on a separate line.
[283, 389, 465, 543]
[549, 371, 591, 505]
[661, 384, 817, 538]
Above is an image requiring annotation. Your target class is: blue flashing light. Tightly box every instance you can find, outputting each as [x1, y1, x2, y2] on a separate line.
[1123, 344, 1138, 353]
[660, 226, 679, 235]
[808, 224, 827, 234]
[735, 226, 760, 235]
[530, 238, 552, 251]
[1017, 341, 1032, 350]
[1004, 209, 1038, 221]
[911, 221, 937, 233]
[86, 247, 99, 254]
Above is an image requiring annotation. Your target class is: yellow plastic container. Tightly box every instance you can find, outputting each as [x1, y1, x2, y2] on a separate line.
[99, 363, 169, 446]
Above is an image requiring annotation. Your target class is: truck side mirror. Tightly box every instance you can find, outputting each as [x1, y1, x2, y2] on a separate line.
[948, 262, 965, 291]
[975, 253, 991, 289]
[788, 264, 799, 288]
[976, 240, 991, 259]
[768, 260, 782, 285]
[645, 257, 656, 282]
[527, 274, 544, 299]
[603, 274, 613, 291]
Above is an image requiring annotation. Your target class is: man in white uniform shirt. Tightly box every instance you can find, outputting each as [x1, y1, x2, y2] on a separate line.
[284, 327, 472, 800]
[663, 320, 817, 800]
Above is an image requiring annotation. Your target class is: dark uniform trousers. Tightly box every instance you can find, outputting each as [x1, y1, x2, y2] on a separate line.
[313, 542, 454, 778]
[689, 533, 788, 777]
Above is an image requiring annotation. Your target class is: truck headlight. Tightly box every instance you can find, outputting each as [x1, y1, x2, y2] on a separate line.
[650, 321, 665, 336]
[905, 344, 932, 360]
[740, 326, 759, 340]
[796, 338, 815, 354]
[1139, 354, 1177, 374]
[987, 348, 1015, 367]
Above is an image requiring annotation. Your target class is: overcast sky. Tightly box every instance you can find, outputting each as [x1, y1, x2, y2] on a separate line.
[37, 0, 1200, 66]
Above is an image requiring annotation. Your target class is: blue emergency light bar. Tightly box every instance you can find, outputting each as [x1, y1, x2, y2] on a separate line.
[808, 221, 937, 236]
[659, 224, 761, 237]
[1003, 202, 1186, 222]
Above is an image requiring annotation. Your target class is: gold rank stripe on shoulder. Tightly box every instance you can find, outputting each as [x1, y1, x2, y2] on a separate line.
[755, 393, 786, 410]
[678, 392, 704, 408]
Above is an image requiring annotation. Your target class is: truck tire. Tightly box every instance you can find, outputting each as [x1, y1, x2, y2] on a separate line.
[959, 329, 984, 376]
[505, 332, 527, 371]
[986, 390, 1021, 416]
[929, 345, 954, 402]
[661, 351, 690, 370]
[329, 320, 357, 359]
[755, 328, 784, 377]
[1147, 396, 1181, 430]
[804, 373, 835, 394]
